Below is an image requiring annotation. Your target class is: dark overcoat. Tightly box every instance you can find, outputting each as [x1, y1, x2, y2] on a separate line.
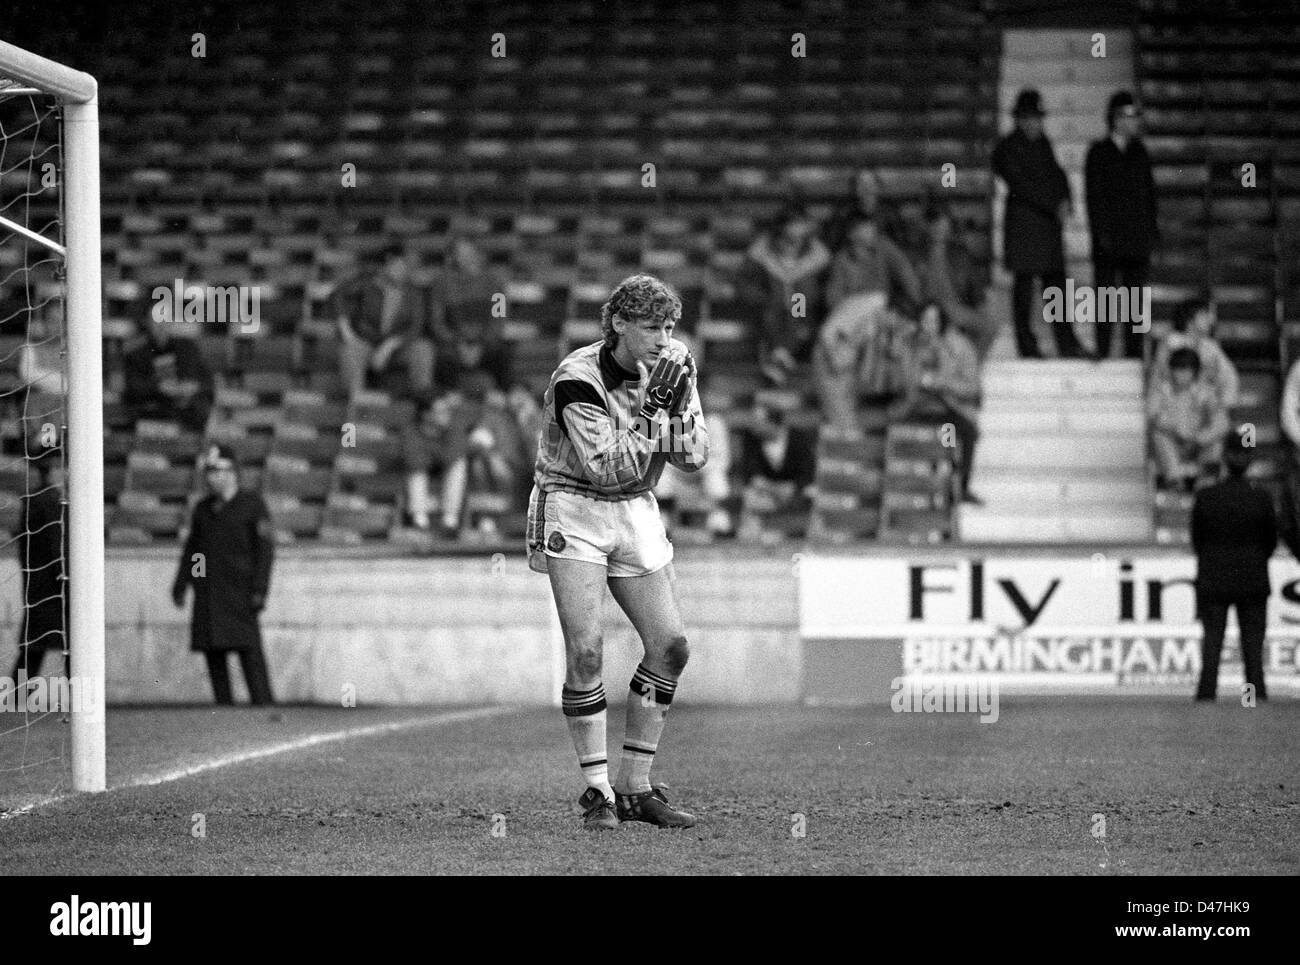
[1084, 136, 1159, 261]
[174, 491, 275, 652]
[992, 128, 1070, 274]
[1191, 477, 1277, 606]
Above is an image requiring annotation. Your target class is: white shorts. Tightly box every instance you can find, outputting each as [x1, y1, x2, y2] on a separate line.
[526, 486, 673, 578]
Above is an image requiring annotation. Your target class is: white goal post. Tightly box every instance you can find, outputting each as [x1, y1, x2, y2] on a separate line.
[0, 39, 105, 792]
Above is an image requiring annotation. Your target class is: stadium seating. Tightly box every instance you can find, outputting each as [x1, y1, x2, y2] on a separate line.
[16, 0, 1300, 545]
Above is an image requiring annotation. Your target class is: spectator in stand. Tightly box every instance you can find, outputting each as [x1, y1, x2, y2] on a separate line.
[1148, 347, 1229, 491]
[330, 242, 435, 399]
[921, 202, 997, 360]
[812, 210, 922, 429]
[993, 88, 1086, 359]
[891, 199, 932, 279]
[1085, 90, 1159, 360]
[122, 313, 214, 432]
[431, 238, 503, 346]
[813, 290, 904, 430]
[825, 212, 922, 314]
[823, 168, 902, 254]
[896, 304, 984, 504]
[740, 205, 831, 383]
[433, 325, 513, 397]
[1191, 431, 1276, 702]
[18, 305, 64, 445]
[507, 382, 543, 450]
[403, 370, 530, 538]
[1151, 299, 1239, 409]
[735, 392, 819, 492]
[655, 375, 735, 538]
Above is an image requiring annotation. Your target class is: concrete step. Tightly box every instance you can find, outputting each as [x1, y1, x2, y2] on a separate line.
[983, 394, 1137, 416]
[980, 407, 1146, 436]
[983, 362, 1144, 400]
[978, 433, 1146, 469]
[974, 472, 1150, 506]
[959, 506, 1153, 543]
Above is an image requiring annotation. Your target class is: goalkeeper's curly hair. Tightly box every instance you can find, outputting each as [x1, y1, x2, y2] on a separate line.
[600, 274, 681, 348]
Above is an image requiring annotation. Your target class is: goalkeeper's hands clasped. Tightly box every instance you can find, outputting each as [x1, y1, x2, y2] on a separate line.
[636, 350, 696, 421]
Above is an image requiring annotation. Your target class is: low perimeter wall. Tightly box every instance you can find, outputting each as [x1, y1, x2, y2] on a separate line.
[4, 545, 1297, 705]
[82, 548, 801, 705]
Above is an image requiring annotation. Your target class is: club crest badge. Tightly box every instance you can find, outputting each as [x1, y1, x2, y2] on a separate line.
[547, 531, 566, 553]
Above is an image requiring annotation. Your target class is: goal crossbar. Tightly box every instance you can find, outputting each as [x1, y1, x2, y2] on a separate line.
[0, 38, 105, 793]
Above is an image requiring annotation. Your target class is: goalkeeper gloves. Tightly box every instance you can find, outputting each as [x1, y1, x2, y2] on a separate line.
[638, 354, 687, 421]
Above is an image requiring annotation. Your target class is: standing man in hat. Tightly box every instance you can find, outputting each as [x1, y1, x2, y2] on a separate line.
[172, 444, 277, 706]
[1190, 432, 1277, 703]
[1085, 90, 1159, 360]
[992, 89, 1085, 359]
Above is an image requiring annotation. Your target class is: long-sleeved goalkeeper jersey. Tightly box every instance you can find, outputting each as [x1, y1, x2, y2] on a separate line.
[532, 340, 710, 500]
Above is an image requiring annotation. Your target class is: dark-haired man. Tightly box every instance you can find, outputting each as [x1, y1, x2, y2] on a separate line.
[330, 242, 435, 398]
[1147, 347, 1228, 491]
[1085, 90, 1158, 359]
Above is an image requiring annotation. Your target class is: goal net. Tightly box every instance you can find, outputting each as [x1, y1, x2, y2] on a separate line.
[0, 39, 104, 801]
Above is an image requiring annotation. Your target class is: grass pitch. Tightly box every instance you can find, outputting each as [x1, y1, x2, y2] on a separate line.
[1, 698, 1296, 874]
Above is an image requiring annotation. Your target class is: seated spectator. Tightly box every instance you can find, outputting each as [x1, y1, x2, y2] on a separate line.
[122, 314, 214, 432]
[825, 212, 922, 315]
[735, 393, 818, 492]
[506, 383, 543, 449]
[19, 305, 62, 395]
[920, 202, 997, 360]
[1148, 347, 1228, 491]
[823, 168, 902, 254]
[1150, 299, 1239, 409]
[892, 199, 931, 273]
[431, 238, 503, 347]
[18, 306, 64, 443]
[403, 371, 530, 538]
[655, 377, 735, 538]
[812, 290, 911, 430]
[330, 242, 435, 400]
[739, 205, 831, 382]
[433, 325, 513, 396]
[895, 304, 984, 504]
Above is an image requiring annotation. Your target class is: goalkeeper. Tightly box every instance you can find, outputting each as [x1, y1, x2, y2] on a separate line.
[527, 274, 709, 830]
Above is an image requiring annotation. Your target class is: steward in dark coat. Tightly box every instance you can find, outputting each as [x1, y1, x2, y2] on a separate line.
[992, 127, 1070, 275]
[992, 89, 1083, 359]
[1190, 434, 1277, 701]
[172, 445, 276, 705]
[174, 490, 274, 652]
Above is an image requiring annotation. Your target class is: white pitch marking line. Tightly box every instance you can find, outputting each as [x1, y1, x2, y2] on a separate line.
[0, 706, 510, 820]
